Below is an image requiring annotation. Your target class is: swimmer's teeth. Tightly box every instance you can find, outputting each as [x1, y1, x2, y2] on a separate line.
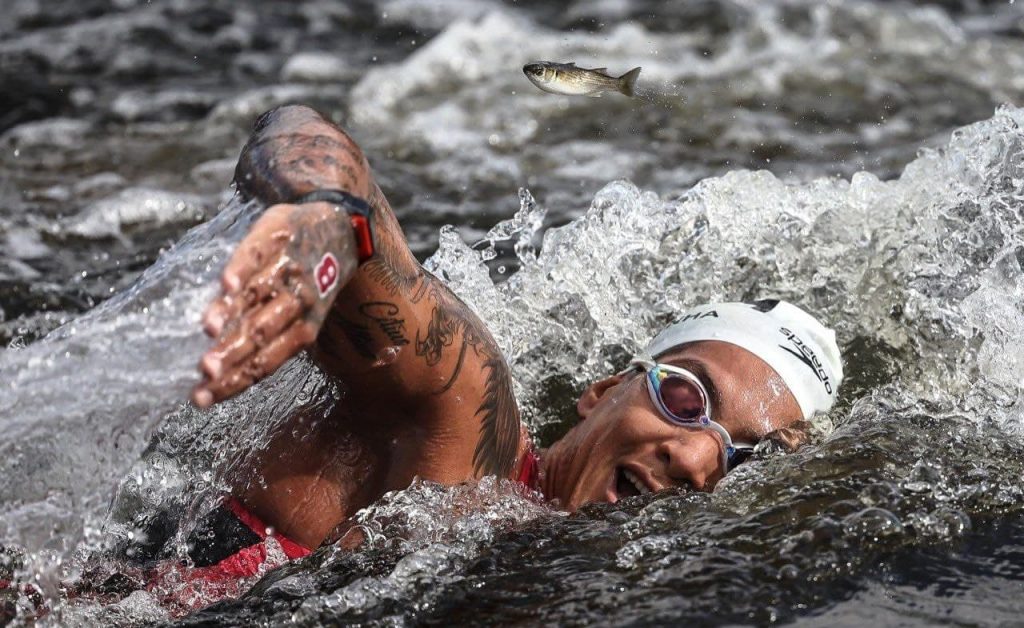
[624, 469, 650, 495]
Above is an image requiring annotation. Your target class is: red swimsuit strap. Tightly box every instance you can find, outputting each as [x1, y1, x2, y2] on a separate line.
[224, 498, 311, 560]
[516, 445, 541, 492]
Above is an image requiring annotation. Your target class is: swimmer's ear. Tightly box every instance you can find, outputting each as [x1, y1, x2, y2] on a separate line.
[576, 373, 627, 421]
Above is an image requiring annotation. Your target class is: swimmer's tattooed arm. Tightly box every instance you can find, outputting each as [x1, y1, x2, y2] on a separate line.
[194, 105, 520, 479]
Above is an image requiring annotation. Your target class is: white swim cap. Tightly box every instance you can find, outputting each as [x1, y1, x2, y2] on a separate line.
[643, 300, 843, 418]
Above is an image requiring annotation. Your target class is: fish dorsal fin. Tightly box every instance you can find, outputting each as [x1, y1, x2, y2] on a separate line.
[591, 67, 608, 73]
[565, 61, 577, 67]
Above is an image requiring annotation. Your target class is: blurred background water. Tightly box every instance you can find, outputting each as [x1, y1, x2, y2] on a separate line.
[2, 0, 1024, 625]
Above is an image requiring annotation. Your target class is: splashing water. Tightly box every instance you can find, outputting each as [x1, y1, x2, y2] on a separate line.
[29, 103, 1024, 625]
[428, 104, 1024, 438]
[0, 195, 345, 618]
[167, 104, 1024, 627]
[2, 0, 1024, 624]
[0, 197, 248, 589]
[2, 107, 1024, 624]
[2, 109, 1024, 626]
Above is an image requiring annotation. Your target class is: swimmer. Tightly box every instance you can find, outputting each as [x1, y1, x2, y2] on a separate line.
[144, 105, 844, 585]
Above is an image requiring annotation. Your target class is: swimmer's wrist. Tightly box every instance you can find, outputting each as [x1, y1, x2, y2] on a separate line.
[290, 189, 375, 264]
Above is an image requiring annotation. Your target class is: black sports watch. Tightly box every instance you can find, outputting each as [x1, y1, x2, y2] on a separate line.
[291, 189, 375, 263]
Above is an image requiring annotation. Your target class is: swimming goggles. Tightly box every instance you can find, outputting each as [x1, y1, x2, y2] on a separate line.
[621, 358, 755, 472]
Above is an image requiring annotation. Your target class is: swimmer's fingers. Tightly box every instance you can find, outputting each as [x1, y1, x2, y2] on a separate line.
[203, 256, 300, 338]
[209, 201, 353, 326]
[202, 205, 297, 337]
[192, 320, 318, 407]
[219, 204, 298, 295]
[199, 288, 314, 380]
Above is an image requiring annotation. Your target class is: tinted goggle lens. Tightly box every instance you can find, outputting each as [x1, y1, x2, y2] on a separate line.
[653, 370, 706, 421]
[636, 360, 757, 473]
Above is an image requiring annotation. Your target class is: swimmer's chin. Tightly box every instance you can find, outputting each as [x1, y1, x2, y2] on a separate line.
[192, 386, 214, 409]
[554, 468, 620, 512]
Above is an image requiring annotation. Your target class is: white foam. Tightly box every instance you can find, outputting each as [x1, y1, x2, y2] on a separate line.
[0, 118, 90, 149]
[65, 188, 209, 239]
[208, 84, 345, 124]
[379, 0, 502, 29]
[424, 106, 1024, 435]
[280, 52, 351, 83]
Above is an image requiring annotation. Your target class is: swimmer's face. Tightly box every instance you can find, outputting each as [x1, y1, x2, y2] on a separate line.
[541, 340, 803, 511]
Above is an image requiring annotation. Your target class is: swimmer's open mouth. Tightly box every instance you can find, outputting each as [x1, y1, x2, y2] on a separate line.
[615, 466, 652, 500]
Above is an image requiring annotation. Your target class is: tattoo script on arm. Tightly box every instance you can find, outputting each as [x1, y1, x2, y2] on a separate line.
[339, 187, 520, 478]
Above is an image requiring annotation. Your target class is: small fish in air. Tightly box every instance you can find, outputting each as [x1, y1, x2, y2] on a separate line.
[523, 61, 642, 98]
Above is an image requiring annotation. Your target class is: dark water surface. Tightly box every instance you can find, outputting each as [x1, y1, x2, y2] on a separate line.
[2, 0, 1024, 625]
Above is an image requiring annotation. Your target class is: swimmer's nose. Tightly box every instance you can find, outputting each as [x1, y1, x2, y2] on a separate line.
[655, 431, 723, 491]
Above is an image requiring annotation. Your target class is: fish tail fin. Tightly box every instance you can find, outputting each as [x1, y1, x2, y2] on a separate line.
[618, 66, 642, 97]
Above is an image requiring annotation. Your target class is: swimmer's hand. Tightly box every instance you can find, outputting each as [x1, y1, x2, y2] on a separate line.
[192, 202, 358, 408]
